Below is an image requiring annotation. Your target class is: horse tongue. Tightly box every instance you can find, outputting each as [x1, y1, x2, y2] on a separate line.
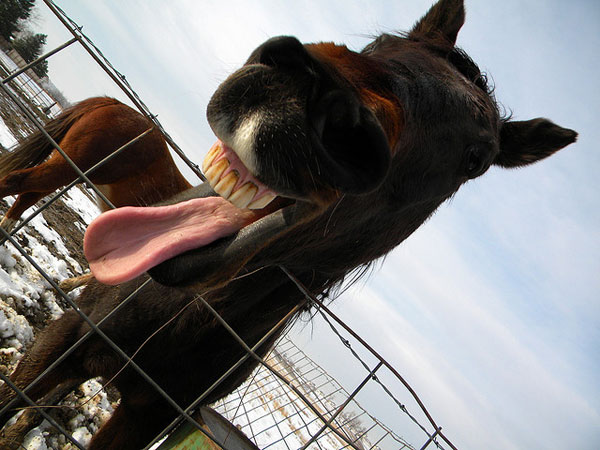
[84, 197, 258, 285]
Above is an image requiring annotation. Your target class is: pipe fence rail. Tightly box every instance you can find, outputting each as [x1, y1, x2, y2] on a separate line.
[0, 1, 458, 449]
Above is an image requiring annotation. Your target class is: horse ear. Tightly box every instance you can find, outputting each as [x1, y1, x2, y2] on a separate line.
[410, 0, 465, 47]
[495, 119, 577, 168]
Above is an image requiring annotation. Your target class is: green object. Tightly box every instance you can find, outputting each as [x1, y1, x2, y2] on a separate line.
[157, 421, 220, 450]
[156, 407, 259, 450]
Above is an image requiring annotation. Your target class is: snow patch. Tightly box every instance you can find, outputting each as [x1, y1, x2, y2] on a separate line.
[24, 209, 82, 278]
[70, 424, 92, 447]
[0, 246, 44, 303]
[22, 427, 49, 450]
[0, 302, 34, 349]
[0, 115, 18, 148]
[62, 188, 101, 225]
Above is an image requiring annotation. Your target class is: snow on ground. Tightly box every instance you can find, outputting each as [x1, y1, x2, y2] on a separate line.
[20, 379, 116, 450]
[0, 115, 18, 149]
[61, 187, 102, 227]
[19, 207, 83, 282]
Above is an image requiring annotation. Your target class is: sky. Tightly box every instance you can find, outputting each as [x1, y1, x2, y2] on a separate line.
[21, 0, 600, 449]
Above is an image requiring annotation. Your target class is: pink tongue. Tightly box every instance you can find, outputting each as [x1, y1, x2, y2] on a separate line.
[84, 197, 258, 285]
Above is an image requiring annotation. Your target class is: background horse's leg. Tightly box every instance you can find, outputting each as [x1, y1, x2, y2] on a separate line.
[0, 147, 87, 231]
[0, 191, 50, 232]
[59, 272, 95, 292]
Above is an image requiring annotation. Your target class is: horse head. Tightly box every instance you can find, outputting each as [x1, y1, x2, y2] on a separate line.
[84, 0, 576, 293]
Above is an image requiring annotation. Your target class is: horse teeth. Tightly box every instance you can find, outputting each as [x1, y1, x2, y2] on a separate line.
[213, 171, 239, 199]
[205, 158, 229, 185]
[202, 143, 277, 210]
[247, 193, 276, 210]
[228, 182, 258, 209]
[202, 143, 221, 173]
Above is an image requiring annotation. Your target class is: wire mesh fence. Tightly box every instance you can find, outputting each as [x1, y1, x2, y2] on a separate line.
[214, 336, 414, 450]
[0, 1, 457, 449]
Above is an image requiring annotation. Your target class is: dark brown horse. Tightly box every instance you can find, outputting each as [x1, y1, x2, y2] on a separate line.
[0, 1, 576, 448]
[0, 96, 192, 232]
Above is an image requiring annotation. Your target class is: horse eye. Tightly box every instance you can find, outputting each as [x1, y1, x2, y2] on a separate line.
[465, 145, 485, 178]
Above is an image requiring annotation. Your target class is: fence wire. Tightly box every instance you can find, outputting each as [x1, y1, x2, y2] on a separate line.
[0, 1, 458, 449]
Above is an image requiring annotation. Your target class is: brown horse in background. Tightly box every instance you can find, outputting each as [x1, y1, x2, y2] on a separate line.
[0, 97, 192, 232]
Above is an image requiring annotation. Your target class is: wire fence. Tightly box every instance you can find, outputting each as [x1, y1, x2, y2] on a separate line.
[214, 336, 415, 450]
[0, 1, 458, 449]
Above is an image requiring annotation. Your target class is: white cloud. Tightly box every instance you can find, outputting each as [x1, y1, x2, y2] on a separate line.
[325, 267, 600, 449]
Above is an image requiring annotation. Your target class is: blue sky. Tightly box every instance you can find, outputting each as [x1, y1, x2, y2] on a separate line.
[30, 1, 599, 448]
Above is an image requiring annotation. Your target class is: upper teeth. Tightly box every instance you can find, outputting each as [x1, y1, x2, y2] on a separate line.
[202, 143, 221, 173]
[202, 142, 277, 210]
[214, 170, 238, 198]
[204, 158, 229, 185]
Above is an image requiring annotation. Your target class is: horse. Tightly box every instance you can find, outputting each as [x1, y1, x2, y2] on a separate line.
[0, 0, 577, 448]
[0, 96, 192, 232]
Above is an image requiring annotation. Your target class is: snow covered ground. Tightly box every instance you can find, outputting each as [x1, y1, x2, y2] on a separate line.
[0, 115, 18, 149]
[0, 188, 98, 368]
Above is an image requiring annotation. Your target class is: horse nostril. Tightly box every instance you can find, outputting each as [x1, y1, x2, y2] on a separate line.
[313, 91, 360, 138]
[309, 88, 391, 194]
[254, 36, 312, 70]
[315, 91, 366, 167]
